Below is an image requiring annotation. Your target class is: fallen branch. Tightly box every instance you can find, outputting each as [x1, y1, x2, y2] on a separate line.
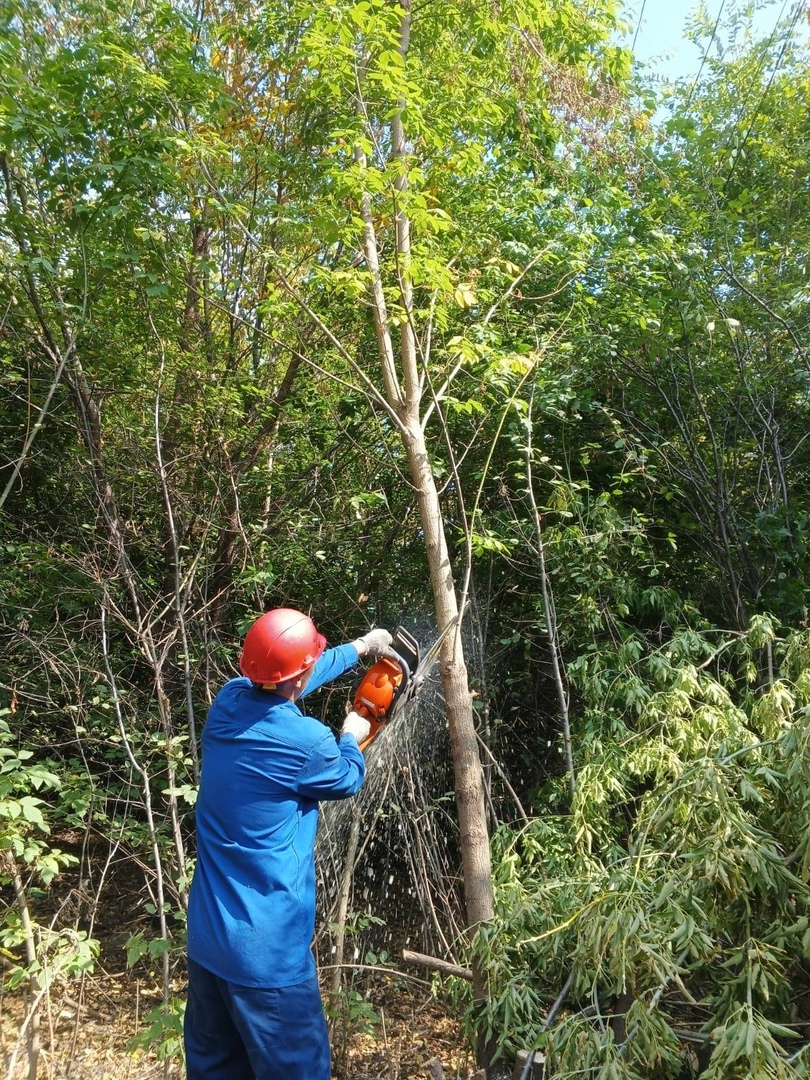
[401, 949, 473, 981]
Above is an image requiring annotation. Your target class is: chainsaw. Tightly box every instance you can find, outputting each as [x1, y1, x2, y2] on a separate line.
[351, 619, 458, 752]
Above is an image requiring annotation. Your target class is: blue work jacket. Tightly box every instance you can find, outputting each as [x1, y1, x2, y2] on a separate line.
[187, 644, 365, 987]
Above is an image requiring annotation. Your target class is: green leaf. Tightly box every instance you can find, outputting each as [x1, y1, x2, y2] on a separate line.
[125, 932, 149, 968]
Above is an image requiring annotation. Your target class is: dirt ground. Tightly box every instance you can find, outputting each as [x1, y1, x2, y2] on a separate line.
[1, 829, 478, 1080]
[0, 960, 473, 1080]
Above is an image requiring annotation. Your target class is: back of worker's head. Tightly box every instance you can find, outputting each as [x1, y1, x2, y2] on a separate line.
[239, 608, 326, 688]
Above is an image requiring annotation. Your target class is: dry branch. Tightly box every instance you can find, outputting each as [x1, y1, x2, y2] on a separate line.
[401, 949, 472, 981]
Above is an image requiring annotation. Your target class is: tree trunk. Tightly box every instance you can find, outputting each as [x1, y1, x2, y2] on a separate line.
[403, 430, 493, 928]
[350, 10, 495, 1062]
[402, 425, 494, 1069]
[347, 4, 497, 1066]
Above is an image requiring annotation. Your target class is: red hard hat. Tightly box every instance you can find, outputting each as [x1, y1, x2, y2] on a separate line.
[239, 608, 327, 684]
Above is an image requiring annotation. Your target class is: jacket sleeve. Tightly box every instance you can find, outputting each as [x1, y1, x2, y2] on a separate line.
[302, 643, 360, 697]
[294, 728, 366, 800]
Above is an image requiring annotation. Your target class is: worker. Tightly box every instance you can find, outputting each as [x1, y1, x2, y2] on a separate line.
[184, 607, 392, 1080]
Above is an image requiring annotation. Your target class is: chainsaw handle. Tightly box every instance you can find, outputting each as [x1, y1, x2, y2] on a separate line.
[376, 645, 411, 684]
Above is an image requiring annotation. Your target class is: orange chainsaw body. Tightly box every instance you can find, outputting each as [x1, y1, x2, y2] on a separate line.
[351, 627, 420, 752]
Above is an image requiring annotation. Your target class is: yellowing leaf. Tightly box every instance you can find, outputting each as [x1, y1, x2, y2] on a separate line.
[454, 284, 476, 309]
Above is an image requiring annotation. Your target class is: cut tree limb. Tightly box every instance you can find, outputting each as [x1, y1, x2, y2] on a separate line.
[402, 949, 473, 981]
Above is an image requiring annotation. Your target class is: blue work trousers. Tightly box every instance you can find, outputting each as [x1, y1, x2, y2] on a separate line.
[184, 958, 331, 1080]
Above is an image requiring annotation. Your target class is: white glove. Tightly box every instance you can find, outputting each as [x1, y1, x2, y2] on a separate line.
[341, 711, 371, 744]
[353, 628, 393, 658]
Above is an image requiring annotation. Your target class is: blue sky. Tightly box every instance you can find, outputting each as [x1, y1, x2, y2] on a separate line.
[619, 0, 797, 81]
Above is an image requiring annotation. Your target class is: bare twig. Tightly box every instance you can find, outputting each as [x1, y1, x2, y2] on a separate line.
[524, 387, 575, 798]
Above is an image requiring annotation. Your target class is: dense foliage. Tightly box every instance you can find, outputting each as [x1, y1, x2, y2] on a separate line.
[1, 0, 809, 1076]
